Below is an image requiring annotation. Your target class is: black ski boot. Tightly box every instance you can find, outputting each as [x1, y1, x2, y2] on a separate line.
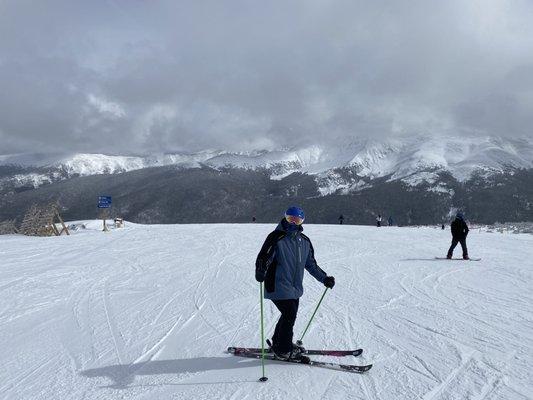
[292, 342, 306, 353]
[273, 348, 304, 361]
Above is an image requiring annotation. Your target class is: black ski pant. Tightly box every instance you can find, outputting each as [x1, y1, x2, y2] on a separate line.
[271, 298, 299, 353]
[447, 237, 468, 258]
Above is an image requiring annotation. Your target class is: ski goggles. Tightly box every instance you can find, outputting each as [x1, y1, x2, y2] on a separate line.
[285, 214, 304, 225]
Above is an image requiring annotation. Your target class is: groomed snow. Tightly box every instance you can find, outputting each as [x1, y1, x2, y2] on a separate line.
[1, 222, 532, 399]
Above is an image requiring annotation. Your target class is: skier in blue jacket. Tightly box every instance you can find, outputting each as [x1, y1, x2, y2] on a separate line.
[255, 206, 335, 360]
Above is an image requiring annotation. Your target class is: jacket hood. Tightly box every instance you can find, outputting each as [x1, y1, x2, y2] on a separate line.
[276, 218, 304, 233]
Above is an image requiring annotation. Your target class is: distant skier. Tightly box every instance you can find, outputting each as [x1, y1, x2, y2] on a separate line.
[252, 216, 256, 222]
[447, 212, 469, 260]
[441, 224, 445, 230]
[255, 206, 335, 361]
[338, 214, 344, 225]
[376, 214, 382, 227]
[387, 216, 393, 226]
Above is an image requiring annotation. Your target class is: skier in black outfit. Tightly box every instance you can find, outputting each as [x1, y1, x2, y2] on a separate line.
[339, 214, 344, 225]
[255, 206, 335, 361]
[447, 212, 469, 260]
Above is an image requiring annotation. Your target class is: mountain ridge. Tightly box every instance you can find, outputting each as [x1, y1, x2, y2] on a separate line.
[1, 164, 532, 226]
[1, 134, 532, 196]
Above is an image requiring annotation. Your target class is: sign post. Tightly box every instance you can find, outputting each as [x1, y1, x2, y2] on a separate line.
[97, 196, 112, 232]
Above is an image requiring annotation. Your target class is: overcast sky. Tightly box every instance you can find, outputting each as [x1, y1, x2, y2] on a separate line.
[1, 0, 533, 155]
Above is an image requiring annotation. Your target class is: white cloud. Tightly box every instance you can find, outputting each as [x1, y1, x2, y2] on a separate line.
[0, 0, 532, 155]
[87, 94, 126, 119]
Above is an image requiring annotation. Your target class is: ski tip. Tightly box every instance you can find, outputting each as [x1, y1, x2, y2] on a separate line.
[361, 364, 373, 373]
[341, 363, 373, 373]
[353, 364, 373, 373]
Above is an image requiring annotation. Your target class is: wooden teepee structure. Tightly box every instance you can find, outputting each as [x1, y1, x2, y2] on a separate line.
[19, 204, 69, 236]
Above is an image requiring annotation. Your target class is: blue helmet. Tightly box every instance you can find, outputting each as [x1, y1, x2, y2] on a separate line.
[456, 212, 464, 220]
[285, 206, 305, 225]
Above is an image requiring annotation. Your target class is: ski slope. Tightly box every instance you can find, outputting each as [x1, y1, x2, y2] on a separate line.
[0, 222, 532, 399]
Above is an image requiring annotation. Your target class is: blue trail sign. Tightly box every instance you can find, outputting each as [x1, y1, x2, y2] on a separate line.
[98, 196, 112, 209]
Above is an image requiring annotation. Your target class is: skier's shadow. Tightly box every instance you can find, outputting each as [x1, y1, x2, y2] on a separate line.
[81, 356, 260, 388]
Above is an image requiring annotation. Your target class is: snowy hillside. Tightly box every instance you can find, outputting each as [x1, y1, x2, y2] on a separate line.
[1, 135, 532, 192]
[215, 135, 533, 182]
[0, 151, 222, 176]
[1, 222, 532, 399]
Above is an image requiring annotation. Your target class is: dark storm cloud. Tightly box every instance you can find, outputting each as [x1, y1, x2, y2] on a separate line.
[1, 0, 532, 155]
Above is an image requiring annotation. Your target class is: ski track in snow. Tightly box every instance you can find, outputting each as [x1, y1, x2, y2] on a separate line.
[0, 223, 532, 399]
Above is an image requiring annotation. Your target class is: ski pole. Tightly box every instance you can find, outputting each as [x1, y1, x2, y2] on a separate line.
[296, 287, 329, 346]
[259, 282, 268, 382]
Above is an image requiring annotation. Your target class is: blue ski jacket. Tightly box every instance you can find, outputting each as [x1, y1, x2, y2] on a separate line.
[255, 219, 327, 300]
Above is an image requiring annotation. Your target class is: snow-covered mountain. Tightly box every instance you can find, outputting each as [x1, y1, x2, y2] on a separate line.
[0, 151, 222, 175]
[1, 135, 532, 194]
[206, 135, 533, 185]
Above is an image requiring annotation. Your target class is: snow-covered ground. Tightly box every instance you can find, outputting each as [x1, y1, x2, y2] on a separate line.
[1, 222, 532, 399]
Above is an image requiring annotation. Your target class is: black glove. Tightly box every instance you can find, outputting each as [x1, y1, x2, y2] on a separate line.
[255, 270, 265, 283]
[323, 276, 335, 289]
[255, 256, 267, 282]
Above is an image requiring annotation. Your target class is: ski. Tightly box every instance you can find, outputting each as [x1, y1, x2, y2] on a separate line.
[231, 350, 372, 373]
[435, 257, 481, 261]
[227, 346, 363, 357]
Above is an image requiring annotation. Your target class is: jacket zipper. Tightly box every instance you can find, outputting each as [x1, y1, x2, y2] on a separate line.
[292, 234, 300, 285]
